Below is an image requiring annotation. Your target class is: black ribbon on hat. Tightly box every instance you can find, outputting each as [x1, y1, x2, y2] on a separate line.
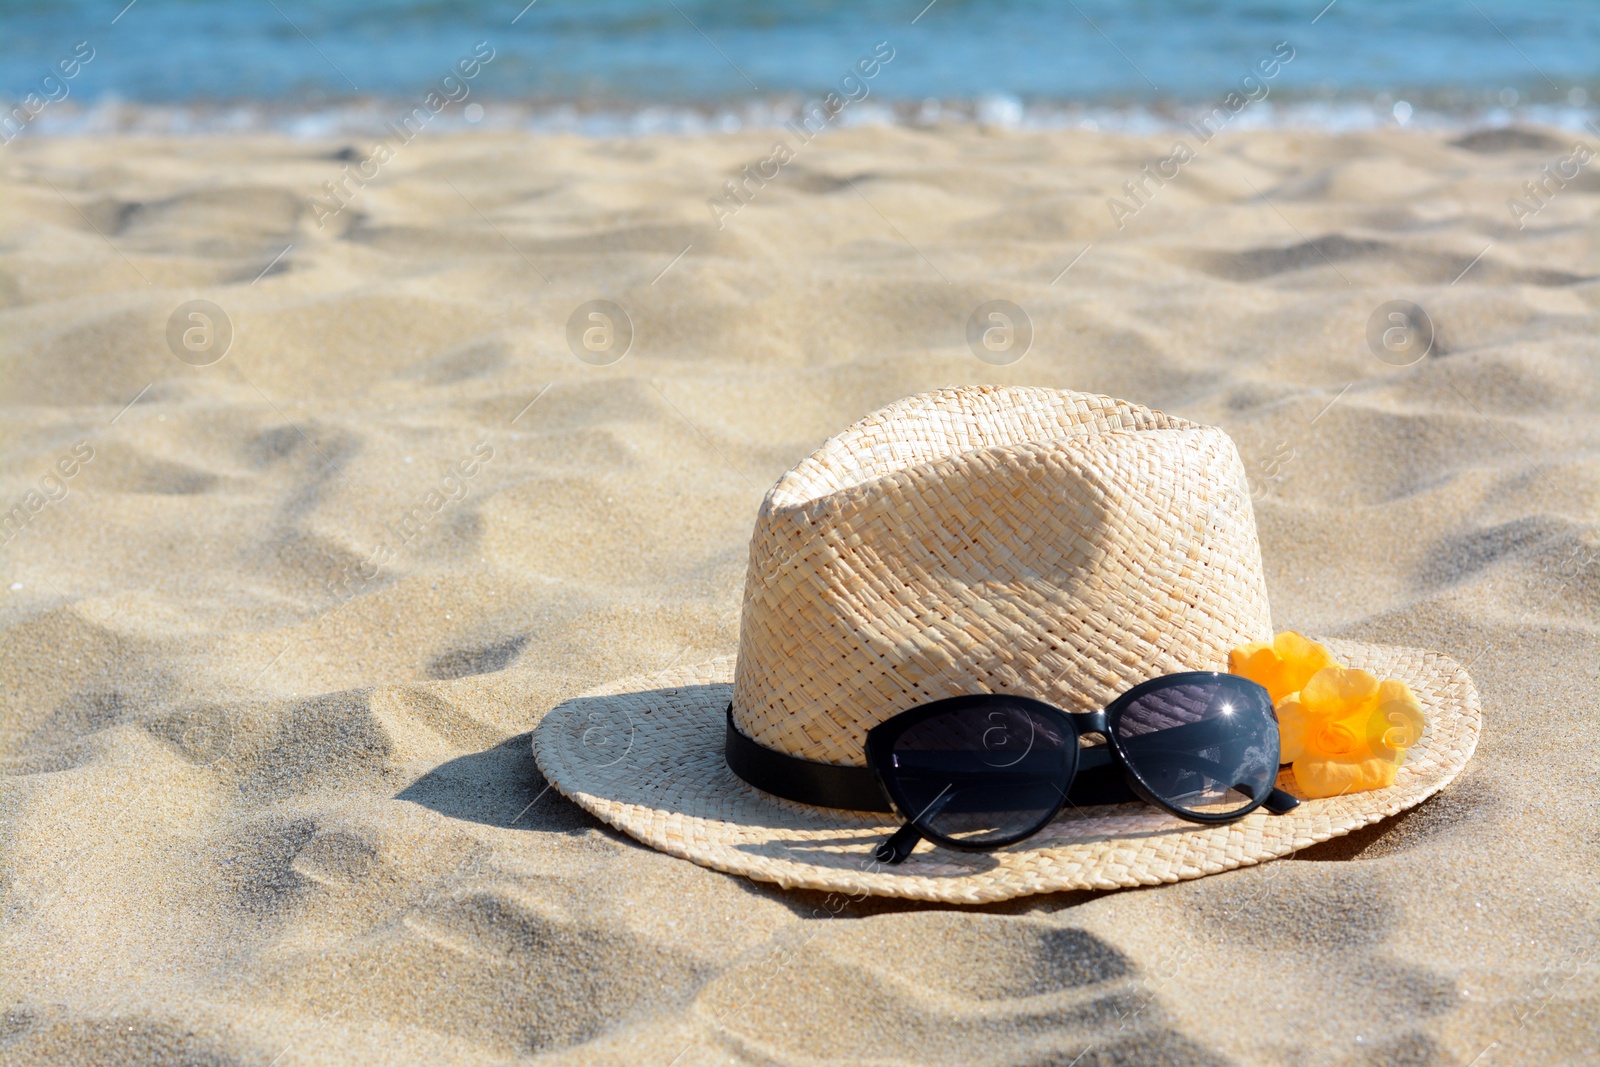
[723, 705, 1141, 813]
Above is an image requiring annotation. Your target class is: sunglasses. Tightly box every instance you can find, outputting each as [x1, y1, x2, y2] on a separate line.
[726, 671, 1300, 865]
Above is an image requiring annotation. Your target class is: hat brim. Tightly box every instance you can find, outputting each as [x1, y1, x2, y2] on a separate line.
[531, 640, 1479, 904]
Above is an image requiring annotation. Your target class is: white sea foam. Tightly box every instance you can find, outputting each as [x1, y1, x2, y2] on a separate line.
[10, 94, 1600, 141]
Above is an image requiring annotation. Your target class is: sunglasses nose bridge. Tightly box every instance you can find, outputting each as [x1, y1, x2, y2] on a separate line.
[1071, 708, 1108, 736]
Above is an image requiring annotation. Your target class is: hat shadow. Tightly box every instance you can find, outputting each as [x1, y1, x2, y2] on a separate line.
[399, 685, 1264, 914]
[394, 710, 1142, 916]
[394, 732, 604, 834]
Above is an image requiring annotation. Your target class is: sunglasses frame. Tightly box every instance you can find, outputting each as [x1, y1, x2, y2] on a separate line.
[863, 671, 1284, 858]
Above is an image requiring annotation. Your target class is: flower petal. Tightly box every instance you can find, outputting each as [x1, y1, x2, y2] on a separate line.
[1229, 640, 1288, 702]
[1300, 665, 1380, 720]
[1372, 679, 1426, 755]
[1293, 754, 1401, 798]
[1276, 693, 1307, 764]
[1273, 631, 1339, 692]
[1229, 631, 1340, 704]
[1310, 715, 1366, 759]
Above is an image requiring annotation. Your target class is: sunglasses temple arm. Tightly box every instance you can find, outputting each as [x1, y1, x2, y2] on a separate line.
[1229, 777, 1301, 815]
[1263, 786, 1300, 815]
[873, 822, 923, 865]
[874, 784, 962, 865]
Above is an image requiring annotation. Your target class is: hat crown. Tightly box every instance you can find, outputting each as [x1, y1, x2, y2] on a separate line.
[731, 386, 1274, 766]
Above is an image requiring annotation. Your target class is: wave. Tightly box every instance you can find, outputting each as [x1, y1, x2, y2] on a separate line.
[10, 93, 1600, 140]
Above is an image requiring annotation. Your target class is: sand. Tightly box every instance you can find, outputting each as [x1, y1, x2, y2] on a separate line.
[2, 122, 1597, 1066]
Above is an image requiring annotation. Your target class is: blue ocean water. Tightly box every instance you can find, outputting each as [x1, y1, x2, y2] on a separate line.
[3, 0, 1597, 130]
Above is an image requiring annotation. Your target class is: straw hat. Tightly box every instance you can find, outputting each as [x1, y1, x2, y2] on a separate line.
[532, 386, 1480, 903]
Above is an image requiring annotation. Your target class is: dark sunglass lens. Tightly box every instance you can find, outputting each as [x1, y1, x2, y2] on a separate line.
[885, 701, 1073, 846]
[1112, 677, 1278, 818]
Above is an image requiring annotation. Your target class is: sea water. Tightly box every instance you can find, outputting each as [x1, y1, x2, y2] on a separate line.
[3, 0, 1596, 135]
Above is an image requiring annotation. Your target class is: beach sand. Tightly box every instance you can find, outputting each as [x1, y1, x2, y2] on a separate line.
[2, 124, 1597, 1065]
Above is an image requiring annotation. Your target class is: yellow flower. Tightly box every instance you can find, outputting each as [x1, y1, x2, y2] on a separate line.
[1276, 667, 1426, 799]
[1229, 631, 1340, 704]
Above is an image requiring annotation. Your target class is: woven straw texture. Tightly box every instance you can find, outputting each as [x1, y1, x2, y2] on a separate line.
[731, 386, 1274, 765]
[532, 639, 1480, 904]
